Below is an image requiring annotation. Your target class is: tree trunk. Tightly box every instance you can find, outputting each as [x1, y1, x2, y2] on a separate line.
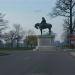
[17, 39, 19, 48]
[11, 41, 13, 48]
[69, 0, 73, 48]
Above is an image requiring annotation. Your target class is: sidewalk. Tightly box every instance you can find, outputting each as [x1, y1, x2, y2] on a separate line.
[70, 52, 75, 57]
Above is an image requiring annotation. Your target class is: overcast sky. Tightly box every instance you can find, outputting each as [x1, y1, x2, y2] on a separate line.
[0, 0, 64, 41]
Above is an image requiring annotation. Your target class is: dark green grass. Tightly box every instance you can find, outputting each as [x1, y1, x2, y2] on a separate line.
[0, 47, 35, 51]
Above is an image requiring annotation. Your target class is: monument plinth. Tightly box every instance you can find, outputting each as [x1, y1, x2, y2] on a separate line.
[34, 17, 56, 51]
[34, 35, 56, 51]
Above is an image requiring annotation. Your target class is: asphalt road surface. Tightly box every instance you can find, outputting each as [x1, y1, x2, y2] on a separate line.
[0, 51, 75, 75]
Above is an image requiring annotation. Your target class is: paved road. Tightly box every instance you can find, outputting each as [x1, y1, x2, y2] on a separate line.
[0, 51, 75, 75]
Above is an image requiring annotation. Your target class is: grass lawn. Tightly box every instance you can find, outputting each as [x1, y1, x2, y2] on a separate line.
[0, 47, 34, 56]
[0, 47, 34, 51]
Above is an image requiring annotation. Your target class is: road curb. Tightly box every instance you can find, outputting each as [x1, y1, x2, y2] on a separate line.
[67, 52, 75, 59]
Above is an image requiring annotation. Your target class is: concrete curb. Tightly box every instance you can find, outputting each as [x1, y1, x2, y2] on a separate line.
[66, 52, 75, 59]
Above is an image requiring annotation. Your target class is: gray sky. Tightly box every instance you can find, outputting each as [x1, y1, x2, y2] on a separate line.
[0, 0, 64, 41]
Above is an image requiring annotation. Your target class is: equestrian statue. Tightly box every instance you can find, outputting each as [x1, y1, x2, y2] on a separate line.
[35, 17, 52, 35]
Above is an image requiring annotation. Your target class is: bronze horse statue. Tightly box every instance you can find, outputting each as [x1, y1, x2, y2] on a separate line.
[35, 23, 52, 35]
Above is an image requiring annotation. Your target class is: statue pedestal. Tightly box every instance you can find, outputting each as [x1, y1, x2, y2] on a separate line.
[34, 35, 56, 51]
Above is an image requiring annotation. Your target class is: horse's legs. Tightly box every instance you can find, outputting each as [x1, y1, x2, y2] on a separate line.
[49, 28, 51, 35]
[40, 29, 42, 35]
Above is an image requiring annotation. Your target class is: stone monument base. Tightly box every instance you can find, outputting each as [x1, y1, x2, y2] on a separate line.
[33, 35, 56, 51]
[35, 46, 56, 51]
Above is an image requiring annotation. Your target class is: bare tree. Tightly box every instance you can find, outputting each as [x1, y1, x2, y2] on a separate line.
[4, 31, 16, 48]
[25, 29, 36, 48]
[0, 13, 8, 36]
[27, 29, 35, 36]
[13, 24, 25, 48]
[63, 18, 70, 33]
[62, 18, 70, 45]
[50, 0, 75, 47]
[4, 24, 25, 48]
[25, 35, 37, 48]
[62, 18, 75, 46]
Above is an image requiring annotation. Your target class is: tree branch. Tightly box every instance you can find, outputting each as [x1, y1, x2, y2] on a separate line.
[63, 0, 69, 4]
[72, 3, 75, 8]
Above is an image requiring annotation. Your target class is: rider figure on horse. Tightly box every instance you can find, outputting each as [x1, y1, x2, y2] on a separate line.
[41, 17, 46, 26]
[35, 17, 52, 35]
